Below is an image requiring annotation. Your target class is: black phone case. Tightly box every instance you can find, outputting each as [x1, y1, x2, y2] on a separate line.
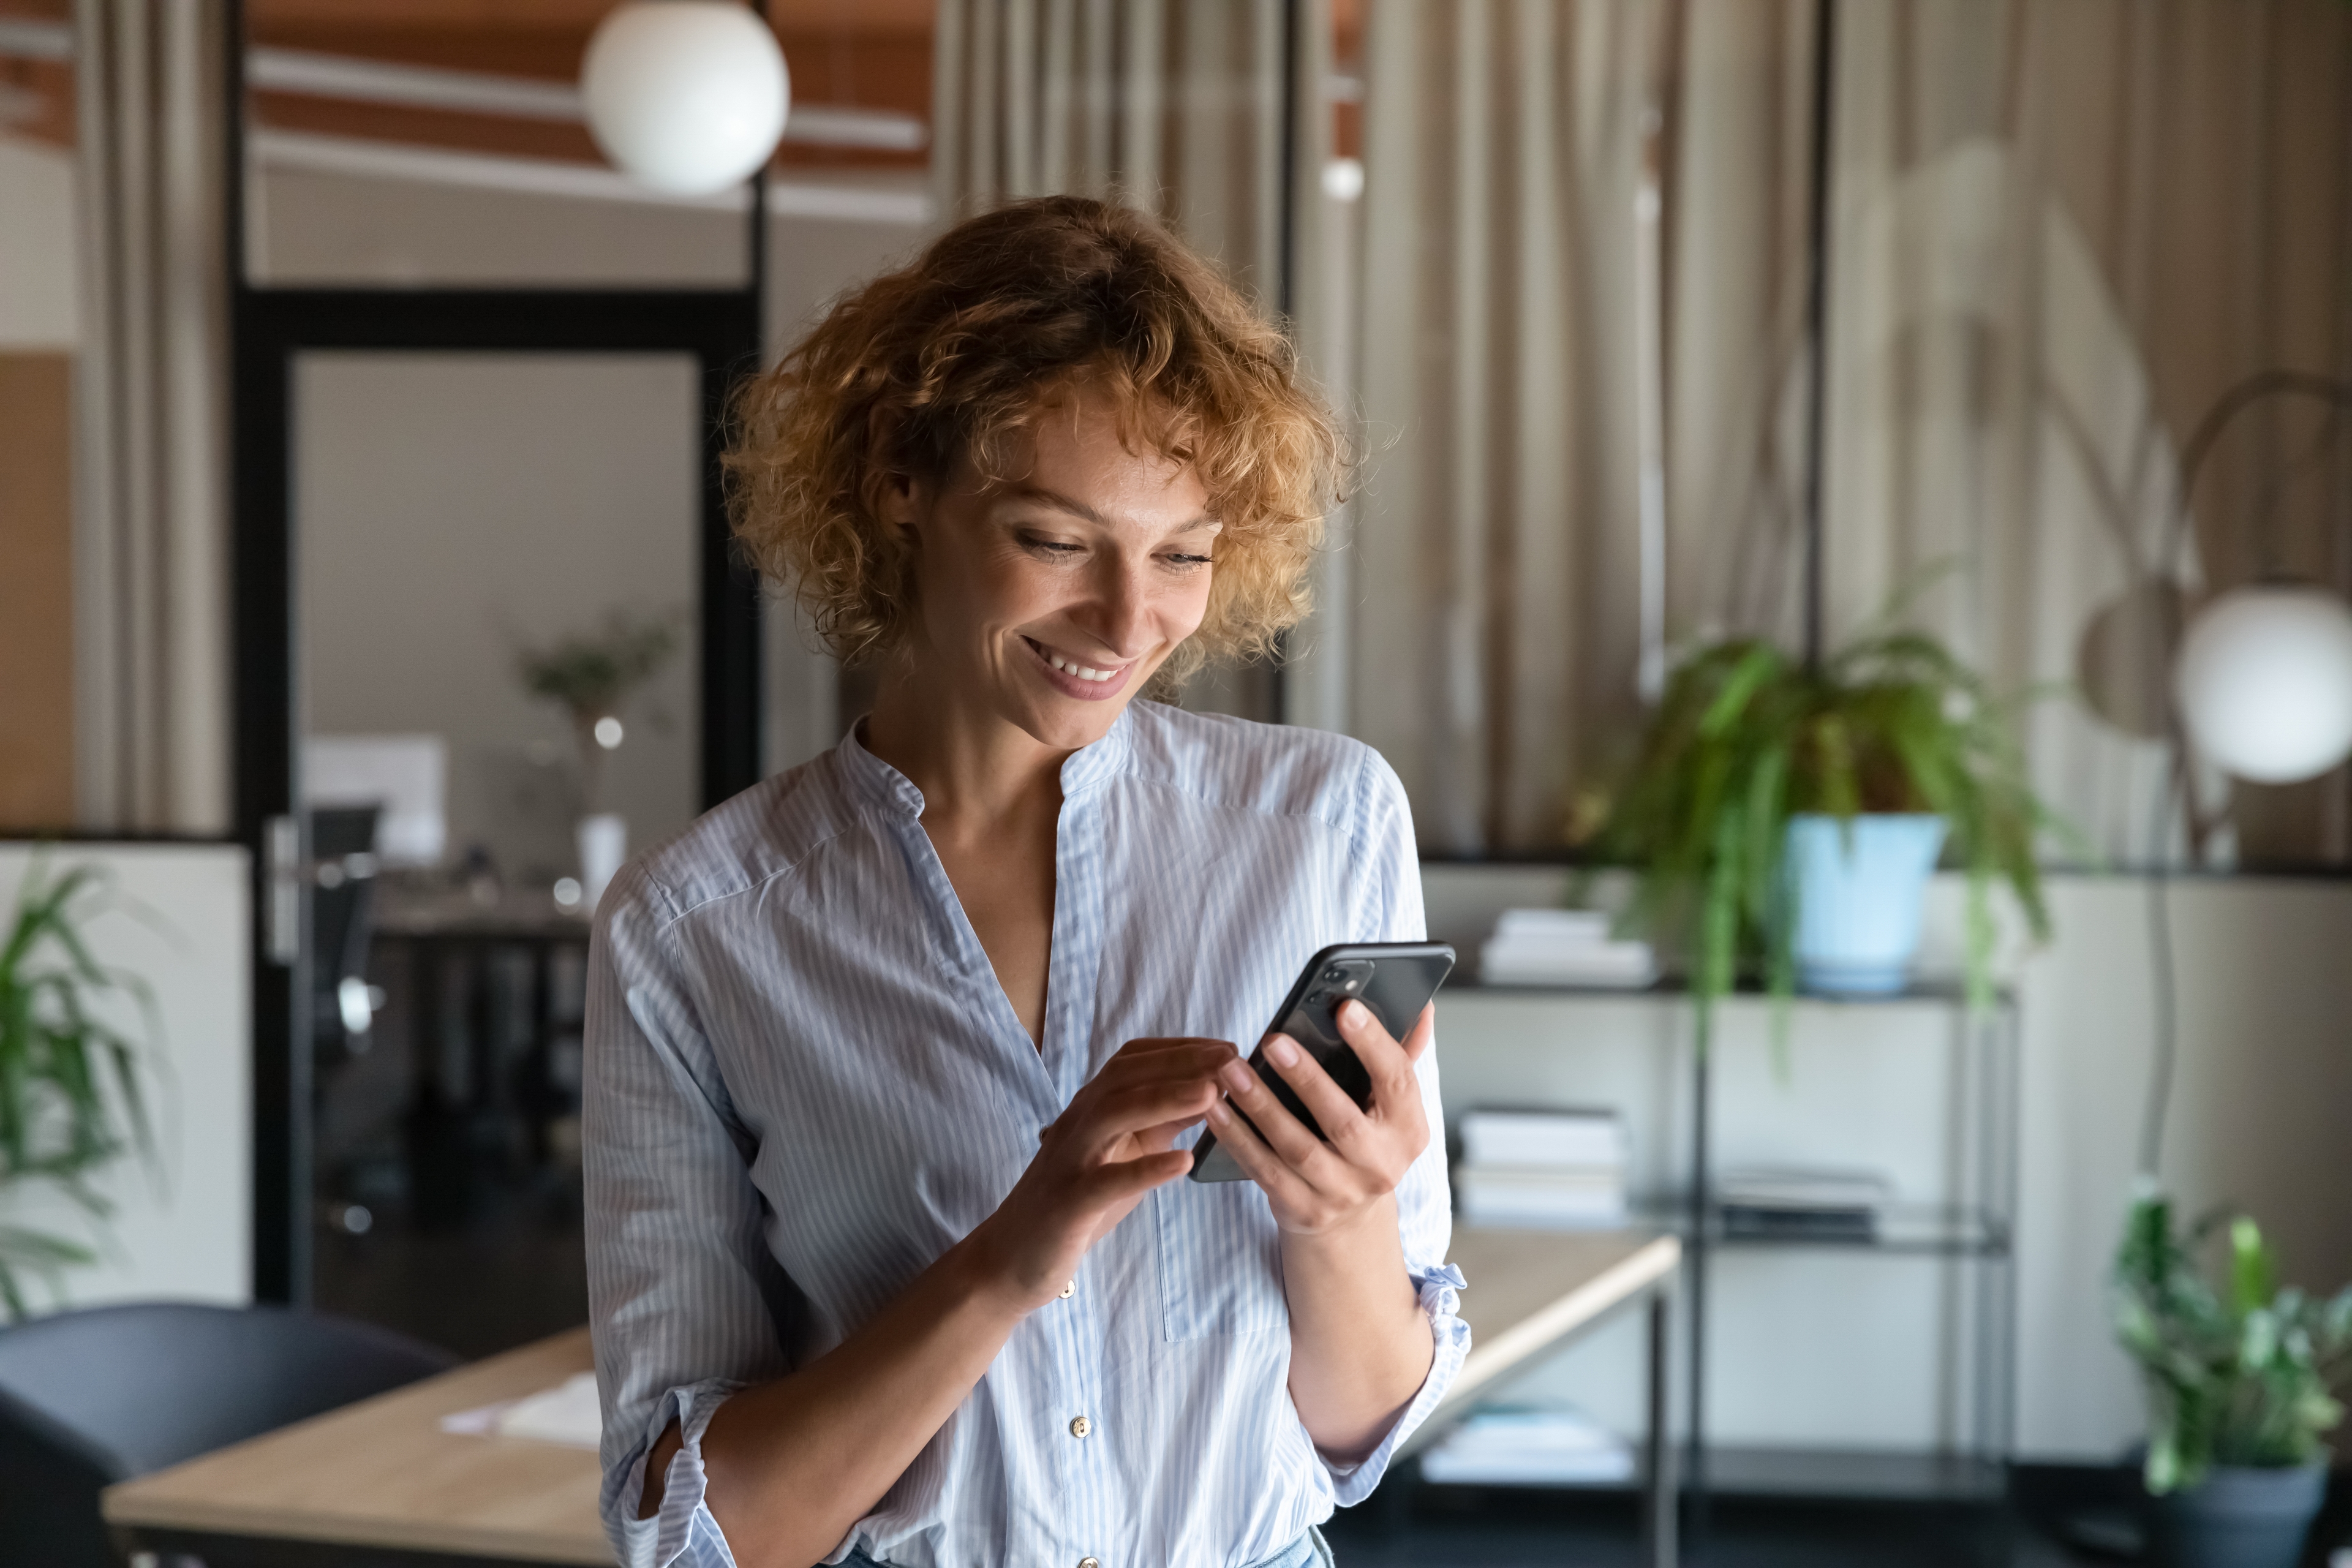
[1188, 941, 1456, 1183]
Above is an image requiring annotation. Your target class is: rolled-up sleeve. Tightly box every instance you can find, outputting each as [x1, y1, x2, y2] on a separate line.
[585, 864, 797, 1568]
[1317, 747, 1473, 1502]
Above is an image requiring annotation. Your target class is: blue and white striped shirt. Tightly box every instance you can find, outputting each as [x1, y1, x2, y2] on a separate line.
[584, 701, 1470, 1568]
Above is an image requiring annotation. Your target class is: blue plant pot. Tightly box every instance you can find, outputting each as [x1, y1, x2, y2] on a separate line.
[1785, 813, 1948, 995]
[2147, 1463, 2327, 1568]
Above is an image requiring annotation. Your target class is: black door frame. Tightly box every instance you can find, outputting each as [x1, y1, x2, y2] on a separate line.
[226, 10, 767, 1303]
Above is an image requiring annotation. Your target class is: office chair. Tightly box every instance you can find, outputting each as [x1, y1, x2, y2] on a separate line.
[0, 1300, 456, 1567]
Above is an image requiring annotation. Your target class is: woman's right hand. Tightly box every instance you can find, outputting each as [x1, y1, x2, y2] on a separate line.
[965, 1035, 1237, 1310]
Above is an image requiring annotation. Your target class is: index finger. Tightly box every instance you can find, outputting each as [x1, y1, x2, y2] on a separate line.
[1082, 1038, 1238, 1099]
[1110, 1035, 1240, 1063]
[1101, 1036, 1238, 1076]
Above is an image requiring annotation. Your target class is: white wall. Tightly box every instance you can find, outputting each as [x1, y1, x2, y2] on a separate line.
[1422, 864, 2352, 1462]
[0, 133, 76, 349]
[0, 844, 251, 1316]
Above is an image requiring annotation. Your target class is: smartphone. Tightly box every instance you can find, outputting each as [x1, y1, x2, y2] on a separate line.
[1188, 941, 1456, 1183]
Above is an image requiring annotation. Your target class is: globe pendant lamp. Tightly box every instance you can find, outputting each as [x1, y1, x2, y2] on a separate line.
[581, 1, 789, 196]
[2175, 582, 2352, 783]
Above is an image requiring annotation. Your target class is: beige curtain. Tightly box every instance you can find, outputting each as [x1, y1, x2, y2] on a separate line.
[72, 0, 232, 834]
[1351, 0, 2352, 864]
[931, 0, 1330, 722]
[1351, 0, 1662, 854]
[932, 0, 1306, 311]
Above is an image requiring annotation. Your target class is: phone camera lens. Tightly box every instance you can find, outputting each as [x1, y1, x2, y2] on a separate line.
[1322, 966, 1345, 983]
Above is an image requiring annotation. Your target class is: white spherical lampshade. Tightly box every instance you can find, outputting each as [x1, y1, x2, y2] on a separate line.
[581, 2, 789, 196]
[2175, 583, 2352, 782]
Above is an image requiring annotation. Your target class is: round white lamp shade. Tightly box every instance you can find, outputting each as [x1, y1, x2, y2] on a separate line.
[2175, 582, 2352, 783]
[581, 2, 789, 196]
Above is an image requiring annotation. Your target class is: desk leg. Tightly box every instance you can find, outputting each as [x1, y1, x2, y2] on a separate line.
[1643, 1287, 1678, 1568]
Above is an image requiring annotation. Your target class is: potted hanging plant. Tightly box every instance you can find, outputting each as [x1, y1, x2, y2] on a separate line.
[0, 860, 161, 1318]
[1586, 621, 2060, 1036]
[2113, 1188, 2352, 1568]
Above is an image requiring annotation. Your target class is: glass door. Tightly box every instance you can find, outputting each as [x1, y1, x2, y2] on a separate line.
[292, 349, 701, 1355]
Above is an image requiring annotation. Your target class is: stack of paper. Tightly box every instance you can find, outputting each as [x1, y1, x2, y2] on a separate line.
[1419, 1406, 1635, 1485]
[1455, 1107, 1627, 1229]
[1478, 908, 1657, 988]
[441, 1370, 604, 1450]
[1717, 1166, 1889, 1243]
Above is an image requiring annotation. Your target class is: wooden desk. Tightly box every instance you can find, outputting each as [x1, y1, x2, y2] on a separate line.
[104, 1327, 609, 1567]
[104, 1232, 1679, 1568]
[1407, 1226, 1683, 1568]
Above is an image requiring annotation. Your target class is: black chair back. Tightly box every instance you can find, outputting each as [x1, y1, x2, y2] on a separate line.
[0, 1300, 456, 1566]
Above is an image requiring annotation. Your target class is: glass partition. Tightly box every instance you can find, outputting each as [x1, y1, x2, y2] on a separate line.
[295, 349, 699, 1351]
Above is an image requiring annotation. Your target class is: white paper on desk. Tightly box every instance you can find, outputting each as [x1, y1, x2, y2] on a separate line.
[498, 1371, 604, 1449]
[439, 1399, 511, 1436]
[440, 1371, 603, 1450]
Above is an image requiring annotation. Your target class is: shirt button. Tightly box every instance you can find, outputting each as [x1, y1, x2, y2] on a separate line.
[1079, 1558, 1101, 1568]
[1059, 1280, 1074, 1298]
[1069, 1414, 1091, 1439]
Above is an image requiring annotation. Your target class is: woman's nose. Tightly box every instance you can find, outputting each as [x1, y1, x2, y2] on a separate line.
[1080, 554, 1155, 659]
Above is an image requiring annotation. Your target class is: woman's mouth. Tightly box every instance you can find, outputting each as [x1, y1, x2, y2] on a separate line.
[1023, 637, 1133, 701]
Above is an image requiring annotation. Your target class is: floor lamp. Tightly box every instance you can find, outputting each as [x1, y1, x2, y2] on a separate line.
[2139, 371, 2352, 1180]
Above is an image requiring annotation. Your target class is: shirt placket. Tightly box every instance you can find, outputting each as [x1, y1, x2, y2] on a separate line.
[1044, 777, 1114, 1563]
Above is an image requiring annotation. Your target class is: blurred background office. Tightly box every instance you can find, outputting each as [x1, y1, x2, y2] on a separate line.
[2, 2, 2351, 1564]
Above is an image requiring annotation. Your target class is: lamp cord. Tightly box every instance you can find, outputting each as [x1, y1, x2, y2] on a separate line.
[2138, 370, 2352, 1179]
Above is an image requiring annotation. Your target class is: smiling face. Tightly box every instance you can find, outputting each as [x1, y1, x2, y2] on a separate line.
[886, 391, 1218, 752]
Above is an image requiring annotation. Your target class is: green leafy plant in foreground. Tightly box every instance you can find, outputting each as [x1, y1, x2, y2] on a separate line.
[1587, 617, 2063, 1044]
[2114, 1188, 2352, 1493]
[0, 861, 162, 1318]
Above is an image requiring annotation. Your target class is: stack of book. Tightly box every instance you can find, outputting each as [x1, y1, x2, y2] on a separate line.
[1717, 1167, 1890, 1243]
[1419, 1404, 1634, 1486]
[1477, 908, 1658, 988]
[1453, 1107, 1628, 1230]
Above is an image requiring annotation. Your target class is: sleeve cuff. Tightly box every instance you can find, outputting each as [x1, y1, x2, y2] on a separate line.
[603, 1379, 747, 1568]
[1319, 1261, 1472, 1506]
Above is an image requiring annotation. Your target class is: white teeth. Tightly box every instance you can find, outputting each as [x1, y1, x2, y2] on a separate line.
[1045, 649, 1115, 683]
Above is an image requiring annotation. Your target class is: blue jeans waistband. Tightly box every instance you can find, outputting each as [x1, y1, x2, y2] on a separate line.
[845, 1526, 1330, 1568]
[1242, 1528, 1332, 1568]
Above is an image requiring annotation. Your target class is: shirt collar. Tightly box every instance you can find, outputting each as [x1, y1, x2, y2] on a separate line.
[838, 707, 1135, 818]
[837, 720, 929, 818]
[1058, 706, 1134, 798]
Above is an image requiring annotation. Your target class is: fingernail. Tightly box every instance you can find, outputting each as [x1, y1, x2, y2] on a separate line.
[1267, 1036, 1298, 1068]
[1219, 1062, 1254, 1095]
[1338, 1000, 1367, 1028]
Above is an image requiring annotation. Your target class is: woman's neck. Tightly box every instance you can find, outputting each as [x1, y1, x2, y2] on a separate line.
[862, 661, 1071, 835]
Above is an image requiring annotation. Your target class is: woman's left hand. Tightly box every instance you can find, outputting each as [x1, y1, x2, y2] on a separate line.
[1205, 1001, 1434, 1237]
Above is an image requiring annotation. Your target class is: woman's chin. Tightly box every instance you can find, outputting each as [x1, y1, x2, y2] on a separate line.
[1014, 698, 1130, 752]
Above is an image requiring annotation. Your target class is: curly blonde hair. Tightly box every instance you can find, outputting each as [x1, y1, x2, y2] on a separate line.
[726, 195, 1344, 684]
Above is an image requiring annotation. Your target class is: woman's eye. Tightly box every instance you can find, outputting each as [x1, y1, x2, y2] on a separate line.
[1163, 552, 1213, 569]
[1020, 535, 1084, 557]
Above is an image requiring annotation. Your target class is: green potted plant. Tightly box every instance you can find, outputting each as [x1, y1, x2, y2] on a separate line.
[0, 861, 160, 1318]
[2113, 1188, 2351, 1568]
[1587, 621, 2059, 1037]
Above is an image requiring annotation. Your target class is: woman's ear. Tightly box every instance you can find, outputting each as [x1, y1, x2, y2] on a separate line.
[875, 472, 924, 551]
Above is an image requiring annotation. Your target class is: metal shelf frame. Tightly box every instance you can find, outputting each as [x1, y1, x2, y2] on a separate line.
[1451, 976, 2021, 1523]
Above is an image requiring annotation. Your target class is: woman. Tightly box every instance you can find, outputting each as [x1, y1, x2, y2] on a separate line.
[587, 196, 1468, 1568]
